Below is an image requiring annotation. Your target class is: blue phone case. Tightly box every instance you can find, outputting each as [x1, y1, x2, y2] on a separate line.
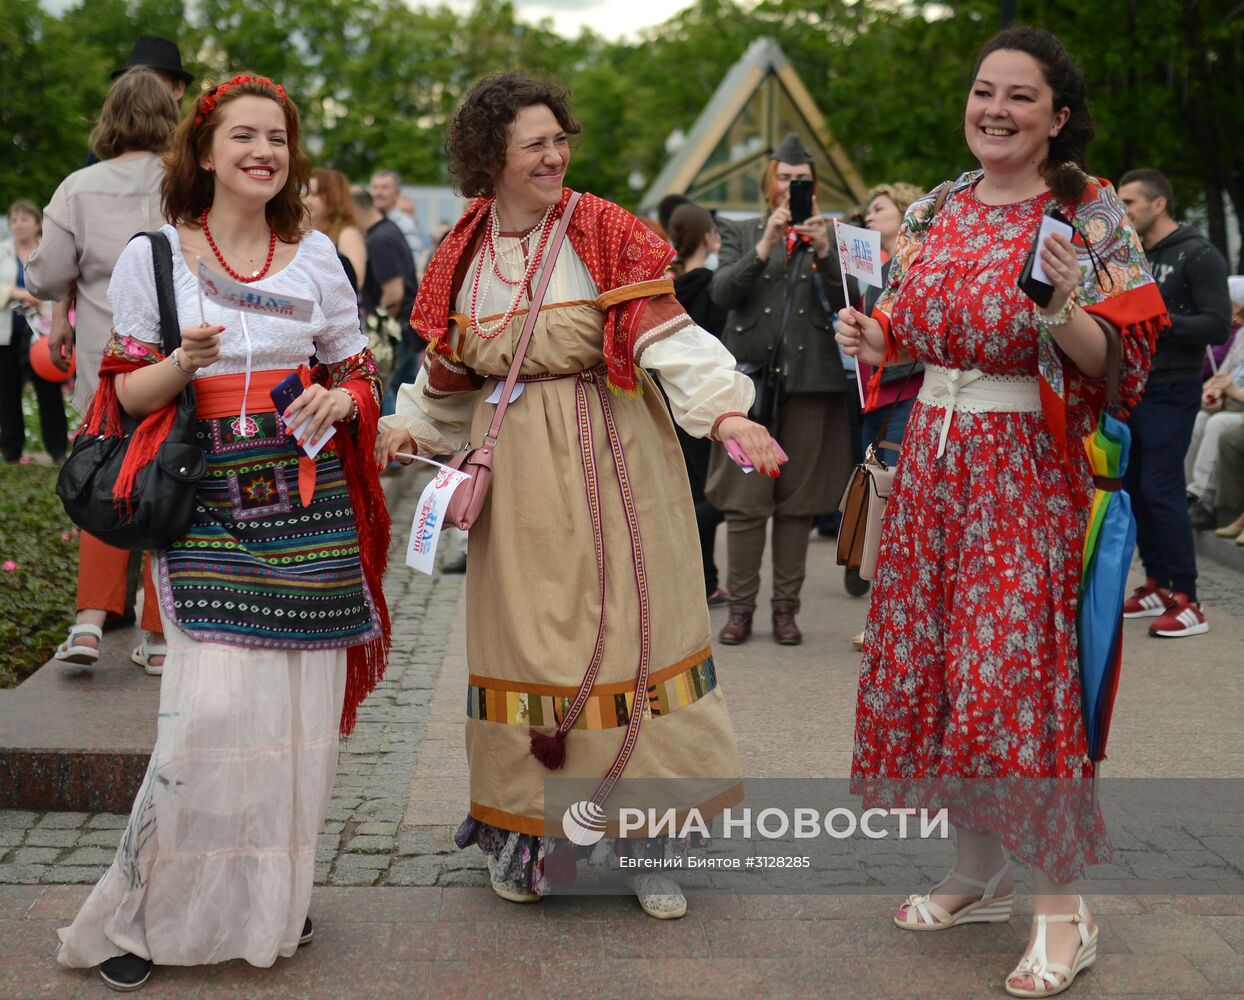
[270, 371, 303, 417]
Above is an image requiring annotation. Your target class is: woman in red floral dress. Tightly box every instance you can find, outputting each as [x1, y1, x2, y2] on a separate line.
[837, 27, 1167, 998]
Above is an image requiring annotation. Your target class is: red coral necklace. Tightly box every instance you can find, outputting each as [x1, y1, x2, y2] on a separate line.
[200, 208, 278, 282]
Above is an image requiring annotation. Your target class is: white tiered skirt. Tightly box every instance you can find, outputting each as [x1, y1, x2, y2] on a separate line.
[57, 619, 346, 969]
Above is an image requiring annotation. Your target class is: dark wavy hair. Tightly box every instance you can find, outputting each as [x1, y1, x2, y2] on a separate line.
[446, 73, 581, 199]
[162, 76, 310, 243]
[667, 203, 715, 276]
[973, 26, 1093, 202]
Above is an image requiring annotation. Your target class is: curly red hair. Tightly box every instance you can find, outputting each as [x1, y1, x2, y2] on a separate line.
[162, 75, 309, 243]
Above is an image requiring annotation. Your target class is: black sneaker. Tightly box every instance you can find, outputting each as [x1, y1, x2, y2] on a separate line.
[300, 916, 313, 946]
[99, 953, 152, 991]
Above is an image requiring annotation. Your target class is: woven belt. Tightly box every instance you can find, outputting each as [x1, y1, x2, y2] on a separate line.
[918, 364, 1041, 458]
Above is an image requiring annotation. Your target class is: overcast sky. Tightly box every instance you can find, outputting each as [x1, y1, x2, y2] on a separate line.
[416, 0, 687, 39]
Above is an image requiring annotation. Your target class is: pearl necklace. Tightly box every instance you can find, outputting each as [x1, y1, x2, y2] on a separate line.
[470, 204, 556, 339]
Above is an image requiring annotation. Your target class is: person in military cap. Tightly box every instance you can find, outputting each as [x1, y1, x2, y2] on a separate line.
[706, 132, 852, 646]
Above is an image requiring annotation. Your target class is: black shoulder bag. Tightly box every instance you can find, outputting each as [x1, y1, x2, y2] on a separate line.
[56, 232, 206, 550]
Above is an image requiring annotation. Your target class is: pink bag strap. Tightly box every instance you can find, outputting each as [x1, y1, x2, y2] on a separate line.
[482, 191, 582, 446]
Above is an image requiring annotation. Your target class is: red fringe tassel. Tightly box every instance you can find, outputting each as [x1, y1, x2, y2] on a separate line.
[529, 727, 568, 770]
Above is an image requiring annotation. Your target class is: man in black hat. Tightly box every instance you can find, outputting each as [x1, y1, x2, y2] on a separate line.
[705, 132, 852, 647]
[112, 35, 193, 101]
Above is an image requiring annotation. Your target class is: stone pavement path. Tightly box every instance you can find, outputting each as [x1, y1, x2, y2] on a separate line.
[3, 469, 1244, 997]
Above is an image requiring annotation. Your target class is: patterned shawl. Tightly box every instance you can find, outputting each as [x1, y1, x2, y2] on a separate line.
[413, 187, 676, 396]
[874, 170, 1169, 465]
[86, 335, 391, 736]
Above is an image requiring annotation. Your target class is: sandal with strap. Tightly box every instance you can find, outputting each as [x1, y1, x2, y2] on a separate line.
[54, 623, 104, 665]
[131, 635, 168, 676]
[1005, 896, 1097, 997]
[895, 860, 1014, 930]
[632, 874, 687, 920]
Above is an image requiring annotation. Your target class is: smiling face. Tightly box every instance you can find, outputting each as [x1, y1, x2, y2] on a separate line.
[965, 49, 1069, 177]
[864, 195, 902, 247]
[201, 95, 290, 209]
[494, 104, 571, 220]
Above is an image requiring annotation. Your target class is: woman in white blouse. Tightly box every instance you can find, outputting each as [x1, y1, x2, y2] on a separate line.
[56, 74, 389, 993]
[377, 73, 779, 921]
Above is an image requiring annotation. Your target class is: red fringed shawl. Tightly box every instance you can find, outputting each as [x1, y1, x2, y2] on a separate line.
[413, 187, 676, 395]
[86, 339, 391, 737]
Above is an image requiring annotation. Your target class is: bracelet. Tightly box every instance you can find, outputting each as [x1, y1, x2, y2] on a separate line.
[335, 387, 359, 423]
[169, 348, 196, 376]
[711, 410, 749, 442]
[1038, 296, 1077, 327]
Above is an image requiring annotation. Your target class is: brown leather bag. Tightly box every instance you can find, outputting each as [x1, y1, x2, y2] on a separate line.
[442, 192, 582, 531]
[836, 442, 898, 581]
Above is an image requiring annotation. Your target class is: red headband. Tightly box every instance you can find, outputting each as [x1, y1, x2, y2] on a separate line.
[194, 74, 290, 126]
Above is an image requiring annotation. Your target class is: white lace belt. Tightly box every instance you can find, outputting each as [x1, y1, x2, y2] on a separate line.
[918, 364, 1041, 458]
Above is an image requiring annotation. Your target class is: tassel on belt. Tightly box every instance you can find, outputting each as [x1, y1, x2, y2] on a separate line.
[512, 365, 651, 807]
[194, 367, 324, 506]
[918, 364, 1042, 458]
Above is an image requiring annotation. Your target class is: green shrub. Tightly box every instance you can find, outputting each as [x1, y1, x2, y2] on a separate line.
[0, 462, 77, 687]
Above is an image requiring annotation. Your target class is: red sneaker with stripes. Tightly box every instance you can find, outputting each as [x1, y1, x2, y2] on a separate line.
[1122, 578, 1174, 619]
[1149, 593, 1209, 637]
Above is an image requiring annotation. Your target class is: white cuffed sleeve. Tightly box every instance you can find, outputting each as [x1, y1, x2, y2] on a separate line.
[304, 231, 367, 363]
[639, 324, 755, 439]
[379, 364, 478, 457]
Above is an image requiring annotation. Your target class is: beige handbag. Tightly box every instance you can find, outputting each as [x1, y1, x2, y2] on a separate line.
[836, 441, 898, 581]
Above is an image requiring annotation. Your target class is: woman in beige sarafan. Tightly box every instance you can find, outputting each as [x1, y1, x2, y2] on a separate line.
[378, 74, 782, 919]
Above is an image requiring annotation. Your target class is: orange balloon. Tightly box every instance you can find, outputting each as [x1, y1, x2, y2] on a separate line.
[28, 335, 74, 383]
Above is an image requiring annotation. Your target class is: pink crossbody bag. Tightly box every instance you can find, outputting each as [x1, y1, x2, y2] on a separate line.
[442, 192, 582, 531]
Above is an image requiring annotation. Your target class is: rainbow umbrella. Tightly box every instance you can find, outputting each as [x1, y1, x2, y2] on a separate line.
[1077, 409, 1136, 763]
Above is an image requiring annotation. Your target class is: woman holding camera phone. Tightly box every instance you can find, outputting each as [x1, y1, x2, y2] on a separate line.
[55, 75, 389, 993]
[837, 28, 1168, 996]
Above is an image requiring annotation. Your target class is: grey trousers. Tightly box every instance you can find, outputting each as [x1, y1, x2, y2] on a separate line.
[724, 513, 812, 612]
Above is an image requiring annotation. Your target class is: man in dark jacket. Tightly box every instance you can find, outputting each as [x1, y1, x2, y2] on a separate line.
[705, 134, 850, 646]
[1118, 168, 1232, 637]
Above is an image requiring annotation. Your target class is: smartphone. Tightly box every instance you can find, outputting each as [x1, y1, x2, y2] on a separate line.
[725, 438, 790, 474]
[1017, 204, 1074, 308]
[788, 178, 814, 226]
[270, 370, 303, 417]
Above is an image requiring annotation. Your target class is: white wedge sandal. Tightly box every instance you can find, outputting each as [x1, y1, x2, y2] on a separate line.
[1005, 896, 1097, 997]
[895, 861, 1014, 930]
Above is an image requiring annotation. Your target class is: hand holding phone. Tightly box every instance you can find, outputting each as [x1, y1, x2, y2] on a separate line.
[726, 438, 790, 476]
[270, 371, 336, 458]
[1017, 204, 1074, 308]
[788, 178, 814, 226]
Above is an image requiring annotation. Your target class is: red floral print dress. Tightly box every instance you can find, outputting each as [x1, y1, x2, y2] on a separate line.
[850, 173, 1166, 880]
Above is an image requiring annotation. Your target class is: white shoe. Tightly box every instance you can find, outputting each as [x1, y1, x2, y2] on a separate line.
[130, 635, 167, 676]
[54, 623, 103, 665]
[487, 855, 539, 903]
[1005, 896, 1097, 997]
[895, 861, 1014, 930]
[631, 874, 687, 920]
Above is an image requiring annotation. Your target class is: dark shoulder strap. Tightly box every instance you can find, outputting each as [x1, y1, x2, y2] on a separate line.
[931, 181, 951, 217]
[140, 231, 181, 356]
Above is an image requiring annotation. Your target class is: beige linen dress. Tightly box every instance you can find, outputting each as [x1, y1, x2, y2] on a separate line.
[386, 238, 747, 875]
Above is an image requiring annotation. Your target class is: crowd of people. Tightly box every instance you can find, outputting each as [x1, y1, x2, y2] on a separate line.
[1, 22, 1240, 998]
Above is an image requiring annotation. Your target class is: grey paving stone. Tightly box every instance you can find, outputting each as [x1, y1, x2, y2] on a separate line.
[0, 830, 24, 848]
[34, 812, 90, 830]
[24, 830, 79, 849]
[355, 821, 400, 837]
[386, 857, 442, 886]
[60, 848, 118, 867]
[396, 828, 457, 857]
[77, 830, 122, 849]
[86, 814, 129, 830]
[14, 848, 61, 865]
[0, 812, 40, 829]
[0, 864, 47, 883]
[335, 852, 389, 871]
[48, 866, 106, 885]
[327, 858, 384, 886]
[438, 869, 488, 888]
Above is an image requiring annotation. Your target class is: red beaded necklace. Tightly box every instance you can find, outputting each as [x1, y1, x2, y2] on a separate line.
[200, 208, 278, 282]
